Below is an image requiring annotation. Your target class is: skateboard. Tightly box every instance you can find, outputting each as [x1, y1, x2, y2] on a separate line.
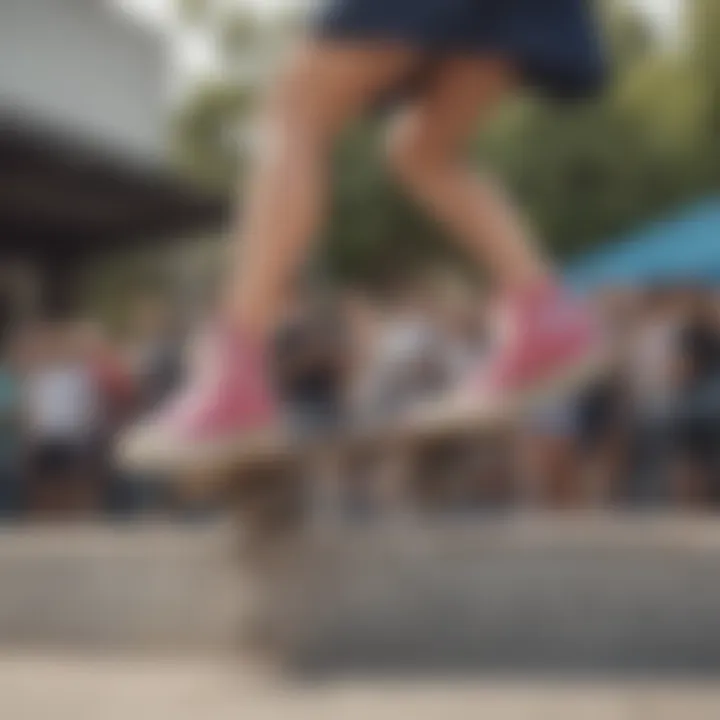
[118, 347, 608, 536]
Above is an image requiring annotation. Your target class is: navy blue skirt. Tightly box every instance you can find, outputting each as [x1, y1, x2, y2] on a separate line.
[314, 0, 607, 101]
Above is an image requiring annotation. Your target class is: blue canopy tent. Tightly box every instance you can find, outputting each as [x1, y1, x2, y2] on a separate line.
[565, 199, 720, 292]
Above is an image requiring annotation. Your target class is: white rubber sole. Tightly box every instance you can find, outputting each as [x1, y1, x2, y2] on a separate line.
[116, 423, 289, 477]
[391, 348, 610, 445]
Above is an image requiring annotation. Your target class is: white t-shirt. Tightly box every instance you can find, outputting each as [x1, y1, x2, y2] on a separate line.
[24, 364, 102, 442]
[628, 318, 678, 416]
[352, 315, 442, 418]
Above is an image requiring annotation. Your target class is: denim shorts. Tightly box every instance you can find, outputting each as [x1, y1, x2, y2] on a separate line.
[314, 0, 607, 100]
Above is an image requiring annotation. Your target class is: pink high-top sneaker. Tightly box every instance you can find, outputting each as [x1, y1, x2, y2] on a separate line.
[468, 282, 605, 413]
[118, 326, 278, 472]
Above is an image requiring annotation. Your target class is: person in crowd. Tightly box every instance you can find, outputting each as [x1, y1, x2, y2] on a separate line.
[429, 283, 513, 510]
[0, 322, 22, 519]
[351, 280, 447, 422]
[273, 291, 350, 433]
[673, 287, 720, 507]
[79, 322, 135, 433]
[434, 280, 490, 382]
[623, 288, 683, 506]
[75, 321, 141, 516]
[22, 322, 106, 517]
[519, 396, 585, 509]
[573, 289, 635, 506]
[126, 296, 185, 416]
[116, 297, 185, 516]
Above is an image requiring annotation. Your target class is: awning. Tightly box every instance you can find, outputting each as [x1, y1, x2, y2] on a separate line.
[566, 198, 720, 292]
[0, 112, 228, 260]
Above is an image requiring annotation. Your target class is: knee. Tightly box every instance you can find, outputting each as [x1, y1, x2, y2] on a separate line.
[385, 113, 451, 188]
[257, 69, 317, 153]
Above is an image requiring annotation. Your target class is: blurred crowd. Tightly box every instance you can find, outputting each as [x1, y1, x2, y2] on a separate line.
[0, 296, 185, 520]
[274, 280, 720, 512]
[1, 281, 719, 522]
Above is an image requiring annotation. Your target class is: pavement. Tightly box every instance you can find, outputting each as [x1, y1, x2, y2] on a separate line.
[2, 655, 720, 720]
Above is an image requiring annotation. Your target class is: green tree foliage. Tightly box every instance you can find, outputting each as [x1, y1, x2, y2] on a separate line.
[173, 80, 254, 190]
[175, 0, 212, 27]
[687, 0, 720, 185]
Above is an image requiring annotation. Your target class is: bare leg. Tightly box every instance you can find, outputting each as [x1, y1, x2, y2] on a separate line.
[386, 57, 551, 292]
[120, 51, 595, 472]
[226, 43, 416, 340]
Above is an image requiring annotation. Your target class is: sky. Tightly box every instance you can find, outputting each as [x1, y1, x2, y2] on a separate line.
[633, 0, 681, 32]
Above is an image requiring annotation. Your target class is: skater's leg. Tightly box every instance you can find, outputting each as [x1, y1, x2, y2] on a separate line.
[386, 56, 600, 404]
[226, 43, 416, 340]
[120, 43, 419, 469]
[386, 57, 550, 292]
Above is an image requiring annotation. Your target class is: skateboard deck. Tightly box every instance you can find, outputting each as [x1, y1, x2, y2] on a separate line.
[119, 402, 510, 479]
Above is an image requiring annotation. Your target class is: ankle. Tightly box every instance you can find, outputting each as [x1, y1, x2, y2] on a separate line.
[220, 304, 272, 347]
[499, 271, 560, 304]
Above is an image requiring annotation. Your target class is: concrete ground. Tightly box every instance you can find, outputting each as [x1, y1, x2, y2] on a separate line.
[2, 655, 720, 720]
